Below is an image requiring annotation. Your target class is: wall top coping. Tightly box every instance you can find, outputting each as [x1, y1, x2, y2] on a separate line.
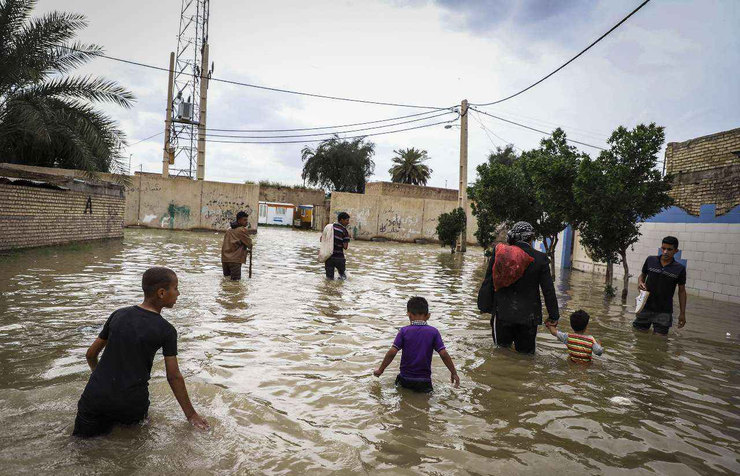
[666, 127, 740, 149]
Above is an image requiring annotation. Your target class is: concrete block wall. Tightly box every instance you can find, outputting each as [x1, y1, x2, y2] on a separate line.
[364, 182, 459, 201]
[330, 192, 478, 244]
[0, 182, 124, 251]
[571, 205, 740, 303]
[127, 174, 260, 232]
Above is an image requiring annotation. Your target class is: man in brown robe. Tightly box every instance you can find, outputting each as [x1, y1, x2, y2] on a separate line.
[221, 211, 252, 280]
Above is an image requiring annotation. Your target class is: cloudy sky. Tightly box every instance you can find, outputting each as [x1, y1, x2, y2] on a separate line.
[36, 0, 740, 187]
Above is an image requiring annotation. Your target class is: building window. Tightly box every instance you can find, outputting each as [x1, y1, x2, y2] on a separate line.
[259, 204, 267, 218]
[277, 207, 286, 215]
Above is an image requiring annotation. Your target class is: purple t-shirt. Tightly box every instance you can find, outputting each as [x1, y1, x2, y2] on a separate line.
[392, 322, 445, 381]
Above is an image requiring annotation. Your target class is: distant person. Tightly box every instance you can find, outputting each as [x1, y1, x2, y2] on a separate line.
[324, 212, 351, 280]
[72, 267, 208, 438]
[477, 221, 559, 354]
[545, 310, 603, 363]
[221, 211, 253, 281]
[634, 236, 687, 335]
[373, 297, 459, 393]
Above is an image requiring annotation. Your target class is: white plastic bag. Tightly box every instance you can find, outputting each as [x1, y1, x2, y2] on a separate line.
[634, 289, 649, 314]
[318, 223, 334, 262]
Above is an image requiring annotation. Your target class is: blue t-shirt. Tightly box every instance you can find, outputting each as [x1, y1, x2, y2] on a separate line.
[392, 322, 445, 381]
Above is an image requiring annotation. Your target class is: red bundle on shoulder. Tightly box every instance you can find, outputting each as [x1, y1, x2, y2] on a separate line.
[492, 243, 534, 291]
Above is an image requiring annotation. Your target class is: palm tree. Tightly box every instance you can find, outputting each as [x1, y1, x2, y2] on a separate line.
[0, 0, 134, 174]
[388, 147, 432, 186]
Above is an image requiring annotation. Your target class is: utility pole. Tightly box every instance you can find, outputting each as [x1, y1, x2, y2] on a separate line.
[162, 52, 175, 178]
[456, 99, 468, 253]
[196, 43, 209, 180]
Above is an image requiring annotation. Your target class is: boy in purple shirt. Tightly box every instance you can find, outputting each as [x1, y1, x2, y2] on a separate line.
[373, 297, 460, 393]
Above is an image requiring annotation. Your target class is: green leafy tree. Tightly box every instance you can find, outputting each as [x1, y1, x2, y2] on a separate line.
[574, 123, 673, 298]
[388, 147, 432, 185]
[469, 145, 518, 250]
[301, 136, 375, 192]
[469, 131, 583, 277]
[0, 0, 134, 173]
[436, 207, 466, 253]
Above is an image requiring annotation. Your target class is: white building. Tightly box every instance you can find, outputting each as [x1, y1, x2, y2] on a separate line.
[258, 201, 295, 226]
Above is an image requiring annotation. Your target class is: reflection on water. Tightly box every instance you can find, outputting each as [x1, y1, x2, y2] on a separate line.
[0, 227, 739, 474]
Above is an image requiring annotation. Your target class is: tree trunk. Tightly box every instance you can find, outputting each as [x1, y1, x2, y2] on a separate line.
[620, 249, 630, 301]
[605, 260, 613, 286]
[544, 235, 558, 280]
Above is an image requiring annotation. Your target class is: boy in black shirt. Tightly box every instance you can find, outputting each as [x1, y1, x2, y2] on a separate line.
[72, 267, 209, 437]
[634, 236, 688, 335]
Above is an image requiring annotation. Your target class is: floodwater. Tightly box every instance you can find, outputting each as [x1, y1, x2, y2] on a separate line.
[1, 227, 739, 475]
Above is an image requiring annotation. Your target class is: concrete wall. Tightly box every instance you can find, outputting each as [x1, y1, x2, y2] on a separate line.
[570, 205, 740, 303]
[330, 192, 477, 244]
[365, 181, 458, 201]
[127, 174, 260, 231]
[0, 178, 124, 251]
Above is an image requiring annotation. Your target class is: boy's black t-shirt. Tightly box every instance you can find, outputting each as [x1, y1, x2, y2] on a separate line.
[642, 255, 687, 314]
[80, 306, 177, 411]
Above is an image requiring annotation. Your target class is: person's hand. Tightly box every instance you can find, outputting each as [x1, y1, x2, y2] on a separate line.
[188, 412, 210, 430]
[373, 368, 383, 377]
[450, 373, 460, 388]
[638, 281, 647, 291]
[677, 313, 686, 328]
[545, 319, 558, 328]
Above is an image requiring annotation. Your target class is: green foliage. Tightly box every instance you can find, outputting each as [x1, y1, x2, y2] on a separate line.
[469, 145, 518, 250]
[388, 147, 432, 185]
[301, 136, 375, 192]
[0, 0, 134, 173]
[436, 207, 466, 253]
[468, 132, 583, 276]
[574, 123, 673, 295]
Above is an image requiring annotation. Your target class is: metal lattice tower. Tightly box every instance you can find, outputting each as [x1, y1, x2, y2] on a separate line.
[168, 0, 210, 178]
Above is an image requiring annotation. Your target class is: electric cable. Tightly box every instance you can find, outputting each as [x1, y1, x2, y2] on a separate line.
[204, 117, 458, 144]
[471, 106, 606, 150]
[56, 44, 451, 110]
[205, 110, 455, 139]
[472, 0, 652, 106]
[206, 108, 450, 132]
[471, 110, 521, 151]
[126, 131, 164, 147]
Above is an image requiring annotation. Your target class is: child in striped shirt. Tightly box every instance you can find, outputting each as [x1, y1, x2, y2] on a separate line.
[545, 310, 603, 363]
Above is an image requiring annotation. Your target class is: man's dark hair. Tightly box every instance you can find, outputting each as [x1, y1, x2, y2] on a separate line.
[142, 267, 177, 298]
[337, 212, 350, 221]
[662, 236, 679, 249]
[236, 211, 248, 220]
[570, 309, 590, 332]
[407, 296, 429, 315]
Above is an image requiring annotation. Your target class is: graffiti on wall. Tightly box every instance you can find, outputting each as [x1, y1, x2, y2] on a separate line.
[202, 200, 253, 229]
[379, 214, 402, 233]
[84, 196, 93, 214]
[161, 203, 191, 229]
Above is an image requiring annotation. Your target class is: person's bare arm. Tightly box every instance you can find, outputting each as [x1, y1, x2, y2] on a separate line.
[164, 356, 209, 430]
[85, 338, 107, 371]
[438, 349, 460, 388]
[677, 285, 687, 328]
[638, 273, 647, 291]
[373, 347, 398, 376]
[343, 241, 349, 250]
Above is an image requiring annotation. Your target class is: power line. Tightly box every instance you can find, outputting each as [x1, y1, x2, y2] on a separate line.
[126, 131, 163, 147]
[205, 110, 455, 139]
[471, 106, 606, 150]
[56, 45, 450, 110]
[472, 0, 652, 106]
[207, 108, 451, 132]
[204, 117, 457, 144]
[471, 111, 521, 151]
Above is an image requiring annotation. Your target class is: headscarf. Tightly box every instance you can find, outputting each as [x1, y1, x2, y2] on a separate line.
[506, 221, 535, 244]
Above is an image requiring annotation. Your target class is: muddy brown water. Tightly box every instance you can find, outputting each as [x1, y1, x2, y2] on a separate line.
[0, 227, 738, 474]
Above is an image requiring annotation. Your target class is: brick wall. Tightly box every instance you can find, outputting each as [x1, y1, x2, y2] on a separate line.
[0, 182, 124, 251]
[665, 127, 740, 216]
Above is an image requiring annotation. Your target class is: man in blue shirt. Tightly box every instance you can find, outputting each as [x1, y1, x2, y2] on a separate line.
[634, 236, 688, 335]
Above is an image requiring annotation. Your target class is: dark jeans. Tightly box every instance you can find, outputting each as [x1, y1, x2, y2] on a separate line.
[222, 261, 242, 281]
[72, 398, 147, 438]
[324, 256, 346, 280]
[395, 374, 433, 393]
[491, 315, 538, 354]
[633, 310, 672, 335]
